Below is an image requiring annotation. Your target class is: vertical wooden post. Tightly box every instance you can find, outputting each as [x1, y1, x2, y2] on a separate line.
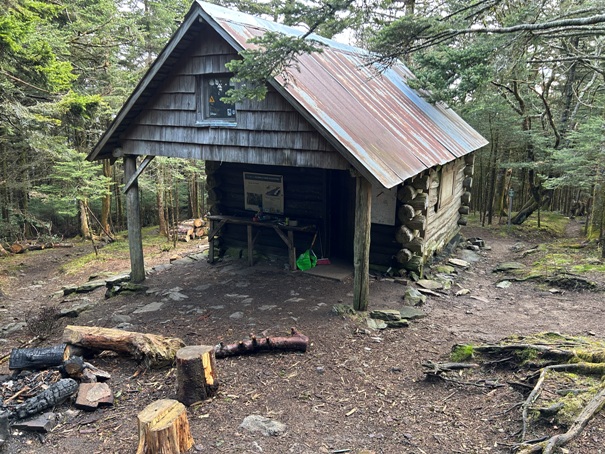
[124, 156, 145, 283]
[353, 175, 371, 311]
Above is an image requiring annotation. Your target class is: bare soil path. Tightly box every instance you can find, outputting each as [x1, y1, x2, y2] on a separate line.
[1, 221, 604, 453]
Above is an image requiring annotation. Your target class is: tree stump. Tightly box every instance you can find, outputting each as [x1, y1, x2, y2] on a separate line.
[136, 399, 193, 454]
[176, 346, 218, 406]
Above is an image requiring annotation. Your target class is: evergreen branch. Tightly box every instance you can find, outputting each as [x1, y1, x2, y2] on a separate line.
[0, 69, 52, 94]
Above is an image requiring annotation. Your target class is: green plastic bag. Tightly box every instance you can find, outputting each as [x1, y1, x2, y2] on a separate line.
[296, 249, 317, 271]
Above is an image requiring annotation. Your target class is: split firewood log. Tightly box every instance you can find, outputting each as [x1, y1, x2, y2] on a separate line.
[136, 399, 193, 454]
[63, 325, 185, 369]
[215, 327, 309, 358]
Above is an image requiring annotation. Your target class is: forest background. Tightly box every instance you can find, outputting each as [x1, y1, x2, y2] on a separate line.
[1, 0, 604, 246]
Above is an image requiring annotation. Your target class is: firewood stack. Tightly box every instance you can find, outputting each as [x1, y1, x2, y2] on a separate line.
[173, 218, 207, 242]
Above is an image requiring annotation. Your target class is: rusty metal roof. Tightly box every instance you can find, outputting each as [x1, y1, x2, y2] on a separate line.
[199, 1, 487, 188]
[89, 1, 487, 189]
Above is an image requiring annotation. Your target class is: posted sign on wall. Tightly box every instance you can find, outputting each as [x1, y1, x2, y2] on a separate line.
[371, 185, 397, 225]
[243, 172, 284, 214]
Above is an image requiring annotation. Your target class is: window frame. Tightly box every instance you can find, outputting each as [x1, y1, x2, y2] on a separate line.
[196, 74, 237, 126]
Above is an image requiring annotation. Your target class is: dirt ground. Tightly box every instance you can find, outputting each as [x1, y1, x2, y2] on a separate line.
[1, 220, 605, 453]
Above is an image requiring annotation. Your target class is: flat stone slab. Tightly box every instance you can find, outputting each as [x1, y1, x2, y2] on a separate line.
[493, 262, 526, 272]
[75, 383, 113, 411]
[59, 300, 95, 318]
[404, 287, 427, 306]
[76, 280, 107, 293]
[133, 302, 164, 313]
[12, 412, 57, 433]
[434, 265, 456, 274]
[366, 318, 387, 330]
[369, 309, 401, 321]
[386, 319, 409, 328]
[171, 257, 196, 266]
[399, 307, 426, 320]
[240, 415, 286, 436]
[104, 273, 131, 287]
[417, 279, 443, 290]
[448, 258, 471, 268]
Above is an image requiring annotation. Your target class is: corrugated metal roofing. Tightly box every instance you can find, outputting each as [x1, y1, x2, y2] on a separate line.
[89, 0, 487, 189]
[199, 1, 487, 188]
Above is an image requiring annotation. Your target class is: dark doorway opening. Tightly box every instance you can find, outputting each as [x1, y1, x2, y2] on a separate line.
[327, 170, 355, 262]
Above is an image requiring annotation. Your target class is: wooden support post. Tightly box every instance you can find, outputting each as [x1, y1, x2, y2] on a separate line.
[176, 346, 218, 406]
[247, 225, 253, 266]
[353, 176, 371, 311]
[124, 156, 145, 283]
[136, 399, 193, 454]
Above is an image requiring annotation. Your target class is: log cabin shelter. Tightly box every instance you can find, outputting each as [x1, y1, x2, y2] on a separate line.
[87, 1, 488, 310]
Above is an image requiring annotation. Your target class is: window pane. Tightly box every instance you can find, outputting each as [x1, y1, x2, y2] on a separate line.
[205, 77, 236, 119]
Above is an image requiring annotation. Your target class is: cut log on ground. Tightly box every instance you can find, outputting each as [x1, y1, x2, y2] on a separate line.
[215, 327, 309, 358]
[63, 325, 185, 369]
[12, 378, 78, 420]
[9, 344, 70, 371]
[9, 243, 25, 254]
[176, 346, 218, 406]
[136, 399, 194, 454]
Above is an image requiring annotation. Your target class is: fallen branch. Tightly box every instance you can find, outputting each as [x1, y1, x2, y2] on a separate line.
[517, 387, 605, 453]
[214, 327, 309, 358]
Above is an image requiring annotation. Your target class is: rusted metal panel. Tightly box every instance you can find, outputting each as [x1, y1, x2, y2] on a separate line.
[202, 0, 488, 188]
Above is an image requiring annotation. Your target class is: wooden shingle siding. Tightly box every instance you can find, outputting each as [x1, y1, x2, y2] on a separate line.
[162, 76, 196, 94]
[152, 93, 196, 111]
[125, 126, 336, 151]
[120, 141, 350, 170]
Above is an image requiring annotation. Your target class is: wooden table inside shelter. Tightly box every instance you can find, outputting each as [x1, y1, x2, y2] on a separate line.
[206, 215, 316, 270]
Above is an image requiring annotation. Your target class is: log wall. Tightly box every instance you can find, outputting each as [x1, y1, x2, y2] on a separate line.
[390, 155, 471, 275]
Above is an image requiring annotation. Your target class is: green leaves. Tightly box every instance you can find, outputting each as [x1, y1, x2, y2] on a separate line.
[224, 32, 323, 103]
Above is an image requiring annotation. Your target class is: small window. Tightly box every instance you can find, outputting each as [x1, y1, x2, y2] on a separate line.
[197, 75, 236, 123]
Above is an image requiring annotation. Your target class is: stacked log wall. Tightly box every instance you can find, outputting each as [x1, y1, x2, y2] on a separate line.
[424, 157, 467, 260]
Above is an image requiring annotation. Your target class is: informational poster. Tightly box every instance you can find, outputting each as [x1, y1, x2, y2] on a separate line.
[371, 185, 397, 225]
[243, 172, 284, 214]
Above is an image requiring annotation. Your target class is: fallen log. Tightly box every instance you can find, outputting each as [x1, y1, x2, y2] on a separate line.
[12, 378, 78, 420]
[63, 325, 185, 369]
[9, 344, 71, 371]
[176, 346, 218, 406]
[215, 327, 309, 358]
[136, 399, 194, 454]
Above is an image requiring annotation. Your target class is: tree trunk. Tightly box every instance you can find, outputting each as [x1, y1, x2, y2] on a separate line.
[136, 399, 194, 454]
[79, 199, 91, 239]
[101, 159, 112, 235]
[176, 346, 219, 406]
